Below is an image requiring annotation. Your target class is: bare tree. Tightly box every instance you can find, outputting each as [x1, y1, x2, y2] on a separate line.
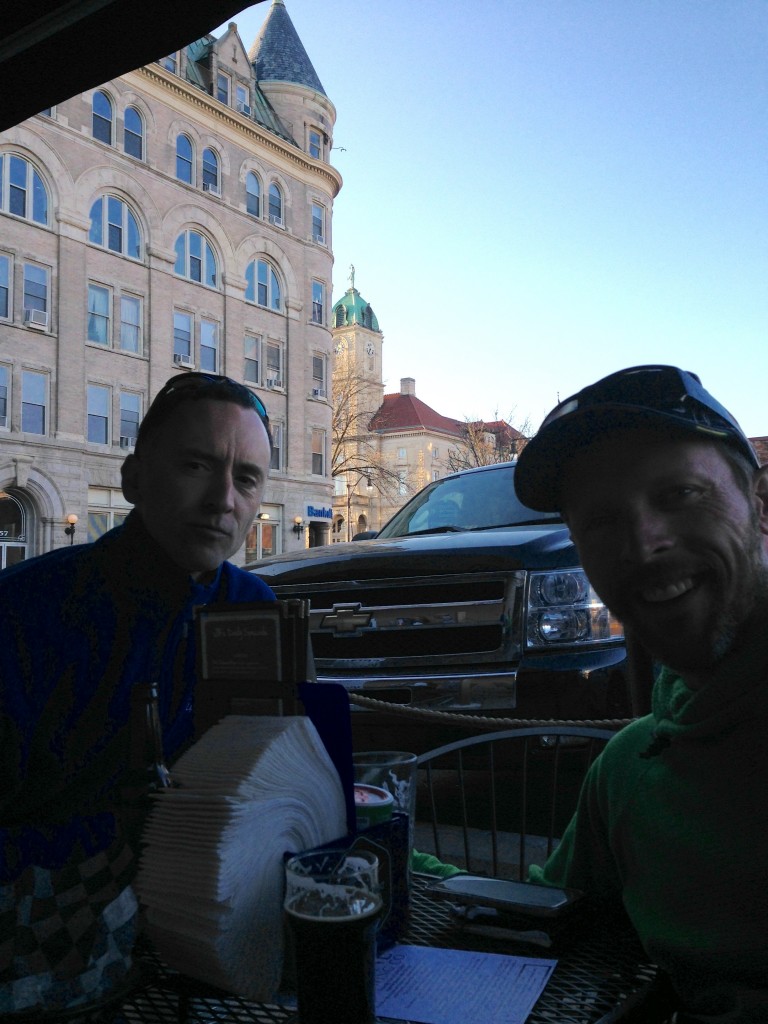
[331, 354, 401, 501]
[447, 411, 531, 472]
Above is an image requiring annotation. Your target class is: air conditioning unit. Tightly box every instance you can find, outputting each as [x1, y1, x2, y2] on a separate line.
[173, 353, 194, 367]
[266, 377, 283, 389]
[119, 436, 136, 450]
[312, 387, 327, 399]
[203, 182, 221, 196]
[269, 215, 284, 228]
[236, 101, 251, 116]
[24, 308, 48, 329]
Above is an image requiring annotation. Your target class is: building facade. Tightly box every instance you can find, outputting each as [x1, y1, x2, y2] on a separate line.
[0, 0, 339, 568]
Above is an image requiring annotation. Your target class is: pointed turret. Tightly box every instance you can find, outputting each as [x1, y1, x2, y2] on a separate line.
[249, 0, 326, 96]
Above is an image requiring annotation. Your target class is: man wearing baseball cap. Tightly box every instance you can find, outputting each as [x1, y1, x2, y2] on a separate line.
[516, 365, 768, 1023]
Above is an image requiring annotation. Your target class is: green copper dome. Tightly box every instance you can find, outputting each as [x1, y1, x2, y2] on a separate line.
[332, 268, 380, 331]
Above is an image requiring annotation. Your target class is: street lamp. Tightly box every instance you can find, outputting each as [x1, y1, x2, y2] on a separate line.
[346, 474, 373, 541]
[293, 515, 304, 535]
[64, 513, 78, 544]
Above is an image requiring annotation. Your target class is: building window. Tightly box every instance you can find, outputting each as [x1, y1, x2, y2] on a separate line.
[312, 355, 326, 397]
[87, 487, 131, 541]
[87, 384, 110, 444]
[92, 90, 113, 144]
[311, 203, 325, 243]
[246, 171, 261, 217]
[433, 448, 439, 459]
[268, 183, 283, 225]
[87, 284, 111, 345]
[398, 470, 408, 496]
[245, 258, 281, 311]
[120, 294, 142, 353]
[21, 370, 47, 435]
[270, 422, 283, 471]
[236, 84, 250, 114]
[0, 364, 9, 427]
[432, 470, 440, 481]
[159, 53, 178, 73]
[311, 428, 325, 476]
[216, 72, 230, 105]
[266, 342, 283, 387]
[176, 134, 193, 184]
[311, 280, 324, 324]
[124, 106, 143, 159]
[246, 511, 279, 560]
[200, 320, 219, 372]
[0, 154, 48, 225]
[308, 128, 322, 159]
[173, 311, 193, 361]
[119, 391, 140, 447]
[174, 230, 217, 288]
[244, 335, 260, 384]
[23, 263, 48, 325]
[202, 148, 220, 194]
[0, 255, 10, 319]
[89, 196, 142, 260]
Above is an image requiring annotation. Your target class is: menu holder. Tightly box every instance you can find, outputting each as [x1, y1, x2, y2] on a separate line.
[194, 599, 310, 734]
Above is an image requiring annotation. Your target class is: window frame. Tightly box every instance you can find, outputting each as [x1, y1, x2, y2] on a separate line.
[0, 154, 48, 225]
[0, 253, 11, 321]
[202, 147, 220, 195]
[246, 171, 261, 218]
[311, 427, 326, 476]
[21, 368, 47, 436]
[0, 362, 11, 429]
[23, 262, 49, 326]
[87, 283, 111, 346]
[123, 106, 143, 160]
[200, 318, 219, 373]
[311, 280, 324, 325]
[270, 421, 283, 472]
[176, 134, 194, 184]
[244, 334, 261, 385]
[268, 182, 283, 225]
[311, 202, 325, 243]
[120, 293, 142, 353]
[266, 341, 283, 387]
[87, 382, 111, 445]
[92, 90, 113, 145]
[119, 390, 141, 447]
[245, 258, 282, 312]
[174, 230, 218, 289]
[216, 72, 231, 106]
[173, 310, 193, 362]
[89, 195, 142, 260]
[308, 128, 322, 160]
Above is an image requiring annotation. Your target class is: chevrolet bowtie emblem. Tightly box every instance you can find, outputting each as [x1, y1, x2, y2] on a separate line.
[321, 603, 372, 635]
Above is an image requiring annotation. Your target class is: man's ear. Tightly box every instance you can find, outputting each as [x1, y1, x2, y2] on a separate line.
[121, 453, 141, 505]
[753, 465, 768, 537]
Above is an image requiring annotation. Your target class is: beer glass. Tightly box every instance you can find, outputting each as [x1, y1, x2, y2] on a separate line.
[284, 848, 381, 1024]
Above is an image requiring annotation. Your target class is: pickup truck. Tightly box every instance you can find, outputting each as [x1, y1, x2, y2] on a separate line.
[247, 462, 630, 730]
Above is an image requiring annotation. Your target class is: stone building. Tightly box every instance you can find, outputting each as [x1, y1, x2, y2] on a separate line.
[0, 0, 339, 568]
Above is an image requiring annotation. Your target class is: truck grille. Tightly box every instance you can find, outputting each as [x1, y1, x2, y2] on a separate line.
[270, 572, 524, 670]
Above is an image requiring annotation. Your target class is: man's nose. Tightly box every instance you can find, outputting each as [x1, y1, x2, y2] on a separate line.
[203, 470, 236, 511]
[620, 507, 674, 563]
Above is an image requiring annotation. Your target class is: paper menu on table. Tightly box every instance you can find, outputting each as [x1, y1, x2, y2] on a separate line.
[376, 944, 556, 1024]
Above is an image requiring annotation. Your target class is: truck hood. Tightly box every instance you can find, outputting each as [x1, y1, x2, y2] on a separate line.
[247, 523, 576, 583]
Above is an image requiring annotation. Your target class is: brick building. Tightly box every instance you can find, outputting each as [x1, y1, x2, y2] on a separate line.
[0, 0, 339, 568]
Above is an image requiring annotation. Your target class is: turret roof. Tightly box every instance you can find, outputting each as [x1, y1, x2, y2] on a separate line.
[249, 0, 326, 96]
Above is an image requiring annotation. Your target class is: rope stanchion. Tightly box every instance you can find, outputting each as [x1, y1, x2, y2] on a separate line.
[347, 691, 636, 732]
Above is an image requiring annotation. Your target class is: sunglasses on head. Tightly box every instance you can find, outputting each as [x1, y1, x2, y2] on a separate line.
[155, 372, 270, 430]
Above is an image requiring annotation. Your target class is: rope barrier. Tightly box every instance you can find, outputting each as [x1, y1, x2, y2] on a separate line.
[347, 692, 636, 732]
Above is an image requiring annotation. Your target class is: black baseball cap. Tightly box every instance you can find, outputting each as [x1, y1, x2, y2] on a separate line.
[515, 364, 759, 512]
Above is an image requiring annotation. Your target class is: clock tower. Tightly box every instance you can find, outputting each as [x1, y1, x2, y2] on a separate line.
[330, 267, 385, 539]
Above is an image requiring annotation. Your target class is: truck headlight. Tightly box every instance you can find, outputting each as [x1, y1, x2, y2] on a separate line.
[526, 569, 623, 648]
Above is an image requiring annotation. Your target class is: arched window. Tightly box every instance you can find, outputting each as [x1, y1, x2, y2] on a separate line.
[0, 492, 27, 568]
[124, 106, 143, 159]
[176, 134, 193, 184]
[92, 91, 113, 144]
[0, 154, 48, 225]
[268, 183, 283, 225]
[88, 195, 142, 259]
[245, 258, 281, 311]
[202, 148, 220, 194]
[174, 230, 217, 288]
[246, 171, 261, 217]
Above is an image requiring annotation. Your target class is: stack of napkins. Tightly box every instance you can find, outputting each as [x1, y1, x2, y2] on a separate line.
[135, 715, 347, 1000]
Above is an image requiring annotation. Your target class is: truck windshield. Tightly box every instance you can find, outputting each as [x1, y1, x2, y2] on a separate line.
[377, 464, 561, 538]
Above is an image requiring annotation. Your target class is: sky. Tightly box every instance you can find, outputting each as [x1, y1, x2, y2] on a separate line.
[218, 0, 768, 437]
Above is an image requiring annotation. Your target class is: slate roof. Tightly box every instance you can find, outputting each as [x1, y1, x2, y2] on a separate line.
[370, 393, 464, 436]
[249, 0, 327, 96]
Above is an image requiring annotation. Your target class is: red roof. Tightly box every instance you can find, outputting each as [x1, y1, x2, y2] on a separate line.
[369, 393, 463, 436]
[750, 436, 768, 466]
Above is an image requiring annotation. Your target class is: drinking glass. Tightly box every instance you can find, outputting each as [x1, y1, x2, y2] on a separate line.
[284, 848, 381, 1024]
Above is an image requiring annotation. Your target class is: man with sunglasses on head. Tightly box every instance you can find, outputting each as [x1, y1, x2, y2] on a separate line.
[516, 365, 768, 1023]
[0, 373, 275, 1015]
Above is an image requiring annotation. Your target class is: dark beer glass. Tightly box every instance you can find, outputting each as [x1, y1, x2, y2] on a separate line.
[284, 849, 380, 1024]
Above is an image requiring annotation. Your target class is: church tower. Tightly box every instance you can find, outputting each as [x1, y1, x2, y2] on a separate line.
[330, 268, 385, 539]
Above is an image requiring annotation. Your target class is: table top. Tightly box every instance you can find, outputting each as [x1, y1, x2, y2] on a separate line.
[112, 875, 657, 1024]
